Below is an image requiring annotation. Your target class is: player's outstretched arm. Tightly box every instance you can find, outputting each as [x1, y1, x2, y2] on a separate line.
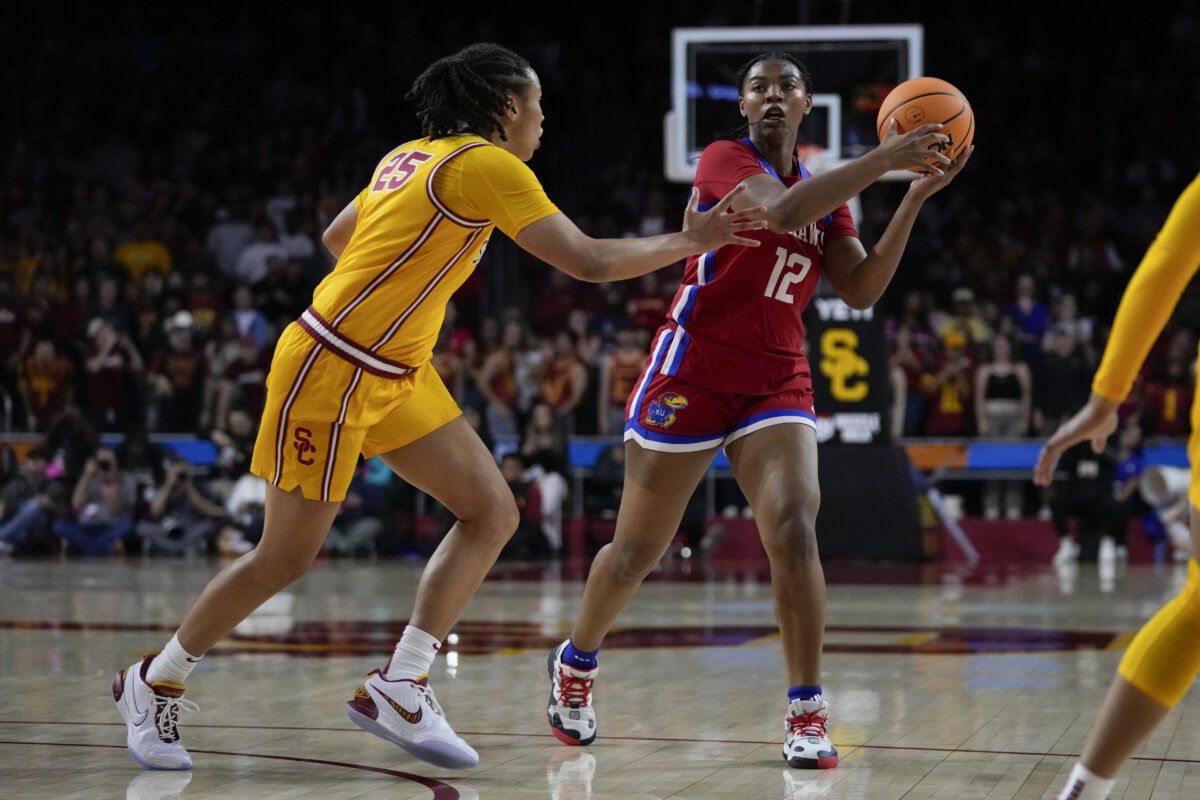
[735, 121, 951, 234]
[515, 184, 767, 283]
[823, 145, 973, 309]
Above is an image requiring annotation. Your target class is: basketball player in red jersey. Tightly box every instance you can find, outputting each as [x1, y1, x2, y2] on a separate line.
[548, 53, 972, 768]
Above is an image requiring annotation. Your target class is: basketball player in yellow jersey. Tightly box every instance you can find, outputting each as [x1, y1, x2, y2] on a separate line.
[112, 42, 768, 772]
[1034, 173, 1200, 800]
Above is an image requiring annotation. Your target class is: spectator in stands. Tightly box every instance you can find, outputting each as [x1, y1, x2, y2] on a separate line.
[185, 270, 223, 334]
[278, 210, 315, 262]
[258, 256, 306, 323]
[207, 207, 256, 278]
[593, 284, 631, 340]
[1049, 437, 1123, 572]
[0, 447, 55, 555]
[219, 472, 266, 556]
[499, 452, 544, 560]
[431, 327, 468, 405]
[211, 408, 258, 478]
[1143, 354, 1194, 437]
[82, 318, 144, 433]
[148, 311, 209, 433]
[60, 275, 95, 352]
[325, 466, 385, 557]
[566, 308, 603, 367]
[586, 443, 626, 517]
[530, 271, 584, 334]
[1035, 322, 1092, 433]
[90, 272, 134, 334]
[137, 460, 226, 556]
[233, 223, 288, 285]
[625, 272, 669, 331]
[889, 324, 932, 436]
[974, 334, 1032, 518]
[114, 219, 172, 281]
[479, 321, 525, 439]
[216, 335, 269, 423]
[131, 269, 168, 352]
[55, 448, 136, 556]
[19, 338, 73, 432]
[921, 330, 975, 436]
[937, 287, 991, 350]
[229, 283, 269, 349]
[597, 327, 647, 436]
[539, 331, 588, 433]
[1007, 274, 1050, 363]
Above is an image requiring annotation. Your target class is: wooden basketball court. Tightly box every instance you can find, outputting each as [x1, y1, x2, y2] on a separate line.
[2, 557, 1198, 799]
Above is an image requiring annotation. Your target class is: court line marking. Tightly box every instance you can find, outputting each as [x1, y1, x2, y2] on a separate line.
[3, 721, 1199, 766]
[0, 739, 460, 799]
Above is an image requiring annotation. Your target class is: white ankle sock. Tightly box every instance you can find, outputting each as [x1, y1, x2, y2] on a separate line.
[1058, 762, 1115, 800]
[384, 625, 441, 680]
[146, 634, 203, 686]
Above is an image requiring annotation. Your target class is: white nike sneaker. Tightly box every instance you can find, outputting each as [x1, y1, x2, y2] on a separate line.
[112, 655, 198, 770]
[783, 696, 838, 769]
[345, 666, 479, 769]
[546, 641, 598, 746]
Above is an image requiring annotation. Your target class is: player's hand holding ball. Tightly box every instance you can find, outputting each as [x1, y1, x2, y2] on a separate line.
[876, 76, 976, 196]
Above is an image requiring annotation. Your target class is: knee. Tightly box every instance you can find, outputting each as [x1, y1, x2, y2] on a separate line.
[603, 541, 662, 585]
[245, 547, 315, 592]
[458, 486, 521, 549]
[758, 498, 820, 563]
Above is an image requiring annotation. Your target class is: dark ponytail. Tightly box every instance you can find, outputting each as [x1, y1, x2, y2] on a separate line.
[715, 52, 815, 142]
[406, 43, 533, 141]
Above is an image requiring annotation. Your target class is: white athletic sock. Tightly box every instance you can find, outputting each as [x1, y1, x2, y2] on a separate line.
[385, 625, 441, 680]
[146, 633, 203, 686]
[1057, 762, 1115, 800]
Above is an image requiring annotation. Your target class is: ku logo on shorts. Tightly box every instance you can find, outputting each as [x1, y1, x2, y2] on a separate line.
[645, 393, 688, 428]
[293, 427, 318, 466]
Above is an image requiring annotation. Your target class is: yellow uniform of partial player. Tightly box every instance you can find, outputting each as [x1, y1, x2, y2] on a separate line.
[250, 135, 559, 502]
[1088, 172, 1200, 709]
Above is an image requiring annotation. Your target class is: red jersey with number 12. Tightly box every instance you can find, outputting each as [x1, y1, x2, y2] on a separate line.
[657, 138, 857, 394]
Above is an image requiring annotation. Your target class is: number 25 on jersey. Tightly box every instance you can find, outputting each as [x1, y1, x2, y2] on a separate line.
[764, 246, 812, 304]
[372, 151, 433, 193]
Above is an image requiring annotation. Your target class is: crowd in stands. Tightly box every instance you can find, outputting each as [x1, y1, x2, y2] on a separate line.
[2, 5, 1199, 557]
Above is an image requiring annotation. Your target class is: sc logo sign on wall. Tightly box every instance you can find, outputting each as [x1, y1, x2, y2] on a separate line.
[819, 328, 869, 403]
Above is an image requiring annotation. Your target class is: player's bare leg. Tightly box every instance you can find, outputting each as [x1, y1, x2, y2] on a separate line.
[549, 443, 713, 744]
[115, 486, 339, 769]
[341, 416, 519, 769]
[1049, 507, 1200, 799]
[727, 423, 835, 768]
[570, 444, 716, 650]
[376, 416, 519, 639]
[175, 487, 339, 653]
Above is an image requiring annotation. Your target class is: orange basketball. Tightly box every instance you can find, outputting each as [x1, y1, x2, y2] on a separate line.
[876, 77, 974, 169]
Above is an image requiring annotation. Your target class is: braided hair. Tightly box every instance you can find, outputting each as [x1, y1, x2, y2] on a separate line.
[716, 52, 815, 141]
[406, 43, 534, 141]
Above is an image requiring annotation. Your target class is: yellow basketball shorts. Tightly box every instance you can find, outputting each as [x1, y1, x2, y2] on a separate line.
[250, 322, 462, 502]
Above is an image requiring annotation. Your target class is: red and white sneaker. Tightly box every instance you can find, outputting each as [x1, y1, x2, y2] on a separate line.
[784, 697, 838, 769]
[546, 641, 598, 746]
[345, 667, 478, 769]
[112, 654, 198, 770]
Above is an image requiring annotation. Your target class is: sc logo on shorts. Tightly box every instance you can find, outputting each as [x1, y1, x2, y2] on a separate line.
[646, 392, 688, 428]
[293, 427, 318, 466]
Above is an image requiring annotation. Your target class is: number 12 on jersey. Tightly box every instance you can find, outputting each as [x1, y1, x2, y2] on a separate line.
[764, 246, 812, 304]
